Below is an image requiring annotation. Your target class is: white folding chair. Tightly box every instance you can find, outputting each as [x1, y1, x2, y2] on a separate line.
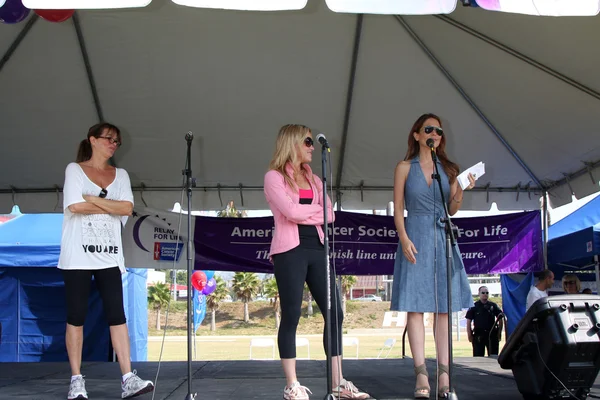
[342, 336, 359, 359]
[249, 338, 275, 360]
[296, 337, 310, 360]
[376, 338, 396, 359]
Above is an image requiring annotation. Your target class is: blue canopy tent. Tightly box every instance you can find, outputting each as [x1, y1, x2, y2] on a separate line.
[548, 194, 600, 241]
[548, 223, 600, 292]
[547, 194, 600, 293]
[0, 209, 148, 362]
[500, 195, 600, 337]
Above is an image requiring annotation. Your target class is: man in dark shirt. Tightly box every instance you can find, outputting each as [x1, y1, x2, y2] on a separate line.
[466, 286, 503, 357]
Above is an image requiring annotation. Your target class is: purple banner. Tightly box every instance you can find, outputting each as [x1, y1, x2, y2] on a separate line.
[194, 211, 543, 275]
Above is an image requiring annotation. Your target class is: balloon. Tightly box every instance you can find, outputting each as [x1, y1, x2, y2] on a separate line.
[202, 278, 217, 295]
[191, 270, 207, 292]
[34, 9, 74, 23]
[204, 270, 215, 281]
[0, 0, 30, 24]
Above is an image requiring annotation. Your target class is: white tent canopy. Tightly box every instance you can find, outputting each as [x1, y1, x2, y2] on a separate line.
[1, 0, 599, 213]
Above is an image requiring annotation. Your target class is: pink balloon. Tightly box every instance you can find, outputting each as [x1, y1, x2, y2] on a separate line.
[191, 271, 207, 292]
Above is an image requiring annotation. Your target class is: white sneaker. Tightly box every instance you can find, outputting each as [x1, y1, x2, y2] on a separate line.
[283, 381, 312, 400]
[332, 379, 371, 399]
[121, 370, 154, 399]
[67, 376, 88, 400]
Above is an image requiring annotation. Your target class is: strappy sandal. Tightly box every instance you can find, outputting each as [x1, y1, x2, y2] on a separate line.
[437, 364, 450, 398]
[413, 363, 430, 399]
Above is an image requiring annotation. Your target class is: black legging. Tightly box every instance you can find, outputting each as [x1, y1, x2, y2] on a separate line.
[62, 267, 126, 327]
[272, 243, 344, 359]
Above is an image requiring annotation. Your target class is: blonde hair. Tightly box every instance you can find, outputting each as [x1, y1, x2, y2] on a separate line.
[268, 124, 313, 191]
[562, 274, 581, 293]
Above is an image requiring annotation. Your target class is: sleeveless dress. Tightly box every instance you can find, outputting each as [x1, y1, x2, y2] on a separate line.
[390, 156, 472, 313]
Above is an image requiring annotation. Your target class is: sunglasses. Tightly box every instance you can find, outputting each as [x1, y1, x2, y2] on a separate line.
[480, 292, 489, 294]
[98, 136, 122, 147]
[99, 188, 108, 199]
[565, 281, 577, 285]
[304, 137, 314, 147]
[424, 126, 443, 136]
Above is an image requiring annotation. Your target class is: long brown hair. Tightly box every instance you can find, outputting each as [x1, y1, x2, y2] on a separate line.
[268, 124, 314, 191]
[404, 113, 459, 184]
[76, 122, 121, 162]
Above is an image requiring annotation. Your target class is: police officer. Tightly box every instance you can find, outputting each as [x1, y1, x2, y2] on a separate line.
[466, 286, 503, 357]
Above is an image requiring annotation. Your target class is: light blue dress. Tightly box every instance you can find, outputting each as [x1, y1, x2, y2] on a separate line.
[391, 156, 472, 313]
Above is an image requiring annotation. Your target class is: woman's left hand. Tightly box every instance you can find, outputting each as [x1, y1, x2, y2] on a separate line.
[83, 195, 96, 203]
[465, 173, 476, 190]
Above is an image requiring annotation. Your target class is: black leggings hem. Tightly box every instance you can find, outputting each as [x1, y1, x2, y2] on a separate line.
[62, 267, 127, 327]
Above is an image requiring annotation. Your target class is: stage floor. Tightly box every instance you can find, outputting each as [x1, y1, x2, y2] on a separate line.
[1, 357, 599, 400]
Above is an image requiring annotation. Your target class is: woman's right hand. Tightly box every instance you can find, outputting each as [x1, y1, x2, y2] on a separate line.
[401, 237, 418, 264]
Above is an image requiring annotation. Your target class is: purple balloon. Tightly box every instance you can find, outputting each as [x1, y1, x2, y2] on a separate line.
[202, 278, 217, 295]
[0, 0, 30, 24]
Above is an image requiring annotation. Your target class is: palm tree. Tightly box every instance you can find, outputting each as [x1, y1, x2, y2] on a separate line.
[148, 282, 171, 330]
[340, 275, 357, 314]
[217, 200, 248, 218]
[263, 277, 280, 328]
[231, 272, 261, 323]
[205, 276, 229, 332]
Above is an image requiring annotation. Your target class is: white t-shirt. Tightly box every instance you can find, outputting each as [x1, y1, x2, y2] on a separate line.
[526, 286, 548, 311]
[57, 162, 134, 273]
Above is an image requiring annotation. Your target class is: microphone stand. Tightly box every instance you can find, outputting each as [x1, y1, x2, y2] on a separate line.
[183, 132, 197, 400]
[320, 142, 335, 400]
[430, 144, 459, 400]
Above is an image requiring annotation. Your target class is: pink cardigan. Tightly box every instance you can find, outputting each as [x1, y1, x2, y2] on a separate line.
[264, 163, 335, 257]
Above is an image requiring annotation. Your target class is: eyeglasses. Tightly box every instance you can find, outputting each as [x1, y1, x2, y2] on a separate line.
[424, 126, 443, 136]
[565, 281, 577, 285]
[304, 137, 314, 147]
[99, 188, 108, 199]
[480, 292, 489, 294]
[98, 136, 122, 147]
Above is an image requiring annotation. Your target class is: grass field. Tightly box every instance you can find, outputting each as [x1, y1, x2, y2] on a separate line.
[147, 299, 506, 361]
[147, 332, 505, 361]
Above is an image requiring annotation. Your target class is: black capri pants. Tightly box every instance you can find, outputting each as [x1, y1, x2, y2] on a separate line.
[272, 240, 344, 359]
[62, 267, 126, 327]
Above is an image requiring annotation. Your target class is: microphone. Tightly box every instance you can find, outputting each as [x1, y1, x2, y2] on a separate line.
[426, 138, 435, 149]
[185, 131, 193, 142]
[316, 133, 330, 149]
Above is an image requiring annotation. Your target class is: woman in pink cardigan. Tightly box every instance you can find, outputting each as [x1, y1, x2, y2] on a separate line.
[264, 124, 370, 400]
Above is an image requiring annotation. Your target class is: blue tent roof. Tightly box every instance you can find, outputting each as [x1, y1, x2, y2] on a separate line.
[549, 194, 600, 241]
[0, 213, 63, 267]
[547, 223, 600, 265]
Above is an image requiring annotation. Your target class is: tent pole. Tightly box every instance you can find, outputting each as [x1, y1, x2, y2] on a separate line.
[335, 14, 363, 207]
[0, 15, 39, 75]
[435, 15, 600, 103]
[543, 191, 549, 268]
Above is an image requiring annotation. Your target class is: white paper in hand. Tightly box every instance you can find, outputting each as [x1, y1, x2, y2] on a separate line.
[458, 162, 485, 190]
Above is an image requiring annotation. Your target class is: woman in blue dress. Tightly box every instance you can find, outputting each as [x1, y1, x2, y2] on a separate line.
[391, 113, 475, 399]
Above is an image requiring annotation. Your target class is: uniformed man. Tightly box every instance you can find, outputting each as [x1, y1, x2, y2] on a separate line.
[465, 286, 503, 357]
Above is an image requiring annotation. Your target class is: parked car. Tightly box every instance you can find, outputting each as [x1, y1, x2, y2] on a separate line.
[354, 294, 382, 302]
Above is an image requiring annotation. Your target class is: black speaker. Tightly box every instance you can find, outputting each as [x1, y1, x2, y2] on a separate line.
[498, 295, 600, 400]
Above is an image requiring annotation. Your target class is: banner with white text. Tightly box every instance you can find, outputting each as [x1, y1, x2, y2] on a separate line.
[192, 211, 543, 275]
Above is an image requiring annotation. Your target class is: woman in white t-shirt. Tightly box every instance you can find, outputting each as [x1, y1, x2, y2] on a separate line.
[58, 123, 154, 400]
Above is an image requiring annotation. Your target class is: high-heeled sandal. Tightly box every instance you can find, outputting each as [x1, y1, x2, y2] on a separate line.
[413, 363, 430, 399]
[437, 364, 450, 398]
